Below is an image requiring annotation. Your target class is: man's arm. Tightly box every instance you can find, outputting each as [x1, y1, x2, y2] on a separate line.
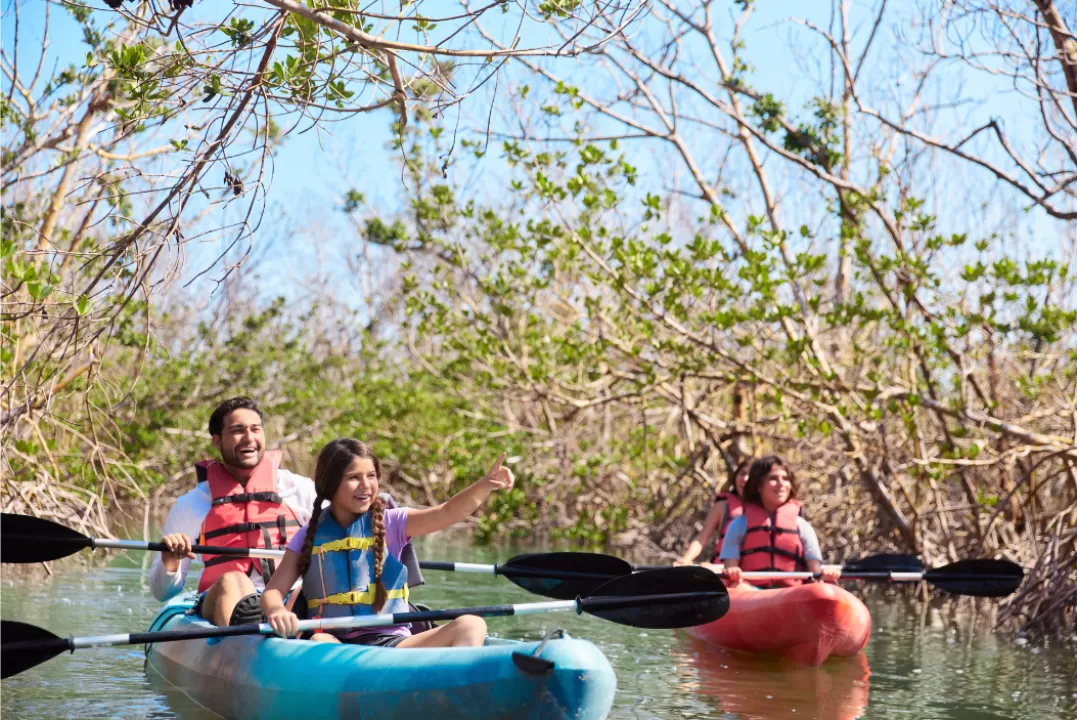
[276, 469, 316, 524]
[149, 488, 207, 601]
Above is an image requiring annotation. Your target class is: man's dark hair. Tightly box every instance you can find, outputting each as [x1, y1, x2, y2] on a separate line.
[208, 397, 263, 437]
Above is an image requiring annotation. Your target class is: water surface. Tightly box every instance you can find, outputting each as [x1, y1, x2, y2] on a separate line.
[2, 539, 1074, 719]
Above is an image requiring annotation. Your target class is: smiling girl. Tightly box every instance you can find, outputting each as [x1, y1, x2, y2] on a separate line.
[260, 438, 513, 647]
[718, 455, 840, 588]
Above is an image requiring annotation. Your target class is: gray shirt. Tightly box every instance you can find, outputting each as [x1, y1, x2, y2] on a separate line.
[718, 514, 823, 562]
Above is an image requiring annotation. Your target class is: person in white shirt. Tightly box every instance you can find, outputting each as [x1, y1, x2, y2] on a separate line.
[151, 397, 316, 626]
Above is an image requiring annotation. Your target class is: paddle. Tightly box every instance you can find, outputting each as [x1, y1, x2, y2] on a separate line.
[425, 553, 633, 600]
[700, 557, 1023, 598]
[2, 514, 633, 600]
[633, 553, 924, 575]
[0, 513, 286, 563]
[0, 566, 728, 679]
[3, 514, 1020, 596]
[1, 514, 629, 599]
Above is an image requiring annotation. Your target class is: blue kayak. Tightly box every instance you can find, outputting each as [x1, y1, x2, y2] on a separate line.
[144, 595, 616, 720]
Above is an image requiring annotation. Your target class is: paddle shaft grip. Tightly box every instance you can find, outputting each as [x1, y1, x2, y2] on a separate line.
[407, 562, 621, 581]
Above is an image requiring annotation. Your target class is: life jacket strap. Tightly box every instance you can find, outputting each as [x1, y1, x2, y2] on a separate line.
[744, 524, 799, 534]
[313, 536, 376, 555]
[307, 585, 409, 609]
[204, 556, 251, 569]
[741, 546, 806, 562]
[202, 518, 301, 540]
[212, 491, 284, 506]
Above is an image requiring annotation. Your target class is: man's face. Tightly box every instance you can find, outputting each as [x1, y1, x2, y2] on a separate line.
[212, 408, 266, 471]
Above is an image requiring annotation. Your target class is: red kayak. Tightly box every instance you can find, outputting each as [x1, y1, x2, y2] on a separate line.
[687, 582, 871, 665]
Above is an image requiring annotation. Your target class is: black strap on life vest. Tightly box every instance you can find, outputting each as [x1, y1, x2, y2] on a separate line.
[259, 527, 274, 585]
[203, 556, 238, 569]
[741, 545, 807, 562]
[211, 491, 284, 506]
[202, 518, 301, 540]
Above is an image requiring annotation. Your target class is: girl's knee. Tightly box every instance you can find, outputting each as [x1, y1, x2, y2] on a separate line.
[310, 632, 340, 643]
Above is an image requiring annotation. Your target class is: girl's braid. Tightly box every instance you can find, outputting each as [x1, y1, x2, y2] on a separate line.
[371, 497, 387, 612]
[296, 493, 325, 579]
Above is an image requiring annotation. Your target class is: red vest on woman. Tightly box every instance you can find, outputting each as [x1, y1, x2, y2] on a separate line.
[739, 500, 807, 588]
[196, 449, 300, 592]
[713, 492, 745, 559]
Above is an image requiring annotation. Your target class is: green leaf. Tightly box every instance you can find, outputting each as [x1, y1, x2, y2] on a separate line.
[27, 282, 53, 300]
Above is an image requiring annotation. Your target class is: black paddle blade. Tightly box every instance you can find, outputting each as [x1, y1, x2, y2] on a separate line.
[500, 552, 632, 600]
[924, 559, 1024, 598]
[844, 553, 923, 573]
[581, 566, 729, 629]
[1, 513, 93, 563]
[1, 621, 72, 678]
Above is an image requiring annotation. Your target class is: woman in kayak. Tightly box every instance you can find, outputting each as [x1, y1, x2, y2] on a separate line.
[720, 455, 840, 588]
[675, 457, 754, 567]
[261, 438, 514, 647]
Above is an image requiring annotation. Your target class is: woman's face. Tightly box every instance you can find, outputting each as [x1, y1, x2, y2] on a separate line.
[332, 457, 380, 517]
[759, 464, 792, 511]
[734, 463, 751, 495]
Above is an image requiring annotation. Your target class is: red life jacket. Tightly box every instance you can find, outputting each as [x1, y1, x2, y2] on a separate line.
[196, 450, 301, 592]
[712, 492, 745, 559]
[739, 500, 807, 588]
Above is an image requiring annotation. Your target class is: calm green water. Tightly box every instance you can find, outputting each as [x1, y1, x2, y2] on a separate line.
[2, 538, 1075, 720]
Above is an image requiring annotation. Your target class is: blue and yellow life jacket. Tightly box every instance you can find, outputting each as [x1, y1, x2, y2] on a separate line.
[302, 510, 410, 618]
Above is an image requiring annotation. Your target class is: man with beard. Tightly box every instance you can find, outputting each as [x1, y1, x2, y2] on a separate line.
[150, 397, 316, 626]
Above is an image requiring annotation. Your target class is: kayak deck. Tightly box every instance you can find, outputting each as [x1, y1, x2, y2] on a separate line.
[687, 582, 871, 665]
[145, 596, 616, 720]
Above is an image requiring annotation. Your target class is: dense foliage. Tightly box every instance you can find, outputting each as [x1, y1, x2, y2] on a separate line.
[3, 0, 1075, 632]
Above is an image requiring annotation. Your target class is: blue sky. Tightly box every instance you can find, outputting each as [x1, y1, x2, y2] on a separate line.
[4, 0, 1069, 309]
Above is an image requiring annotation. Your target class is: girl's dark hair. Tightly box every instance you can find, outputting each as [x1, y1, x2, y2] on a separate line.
[719, 457, 757, 497]
[742, 455, 799, 507]
[296, 439, 390, 611]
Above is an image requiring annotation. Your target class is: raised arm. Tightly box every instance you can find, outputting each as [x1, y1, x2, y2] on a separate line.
[676, 500, 726, 565]
[405, 453, 514, 537]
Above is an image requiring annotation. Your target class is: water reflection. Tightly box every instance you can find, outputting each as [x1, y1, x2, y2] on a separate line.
[670, 634, 870, 720]
[3, 541, 1076, 720]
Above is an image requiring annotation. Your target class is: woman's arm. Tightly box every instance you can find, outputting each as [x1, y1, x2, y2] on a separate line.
[406, 454, 514, 537]
[676, 501, 726, 565]
[261, 549, 302, 636]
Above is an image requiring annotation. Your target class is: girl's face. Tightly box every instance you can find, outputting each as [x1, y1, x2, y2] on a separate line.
[734, 464, 751, 495]
[332, 457, 379, 518]
[759, 465, 792, 511]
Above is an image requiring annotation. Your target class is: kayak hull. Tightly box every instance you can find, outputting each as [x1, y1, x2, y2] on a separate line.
[145, 596, 616, 720]
[687, 583, 871, 665]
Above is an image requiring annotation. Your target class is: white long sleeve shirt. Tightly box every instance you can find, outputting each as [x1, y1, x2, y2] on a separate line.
[148, 468, 316, 601]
